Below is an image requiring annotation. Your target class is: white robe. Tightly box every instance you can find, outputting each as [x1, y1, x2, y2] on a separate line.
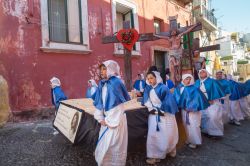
[180, 85, 202, 145]
[239, 97, 250, 119]
[145, 89, 178, 159]
[182, 110, 202, 145]
[247, 95, 250, 105]
[139, 80, 144, 92]
[94, 84, 128, 166]
[229, 100, 244, 121]
[134, 80, 144, 93]
[90, 86, 97, 96]
[200, 81, 224, 136]
[221, 95, 230, 124]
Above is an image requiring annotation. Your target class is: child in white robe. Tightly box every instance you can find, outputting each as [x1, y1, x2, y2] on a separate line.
[215, 71, 232, 124]
[50, 77, 67, 112]
[85, 79, 98, 99]
[227, 74, 245, 125]
[143, 71, 179, 165]
[174, 74, 209, 149]
[195, 69, 225, 137]
[93, 60, 130, 166]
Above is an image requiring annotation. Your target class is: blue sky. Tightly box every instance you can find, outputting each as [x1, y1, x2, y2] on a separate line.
[212, 0, 250, 33]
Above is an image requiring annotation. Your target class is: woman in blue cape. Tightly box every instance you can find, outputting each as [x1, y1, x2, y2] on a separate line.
[244, 79, 250, 96]
[93, 60, 130, 166]
[195, 69, 225, 137]
[243, 80, 250, 119]
[85, 79, 98, 99]
[215, 70, 233, 124]
[143, 71, 178, 165]
[133, 73, 146, 97]
[174, 74, 209, 149]
[50, 77, 67, 113]
[237, 81, 250, 120]
[227, 74, 250, 124]
[165, 74, 175, 92]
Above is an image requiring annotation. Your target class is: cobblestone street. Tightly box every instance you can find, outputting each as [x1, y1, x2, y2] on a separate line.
[0, 119, 250, 166]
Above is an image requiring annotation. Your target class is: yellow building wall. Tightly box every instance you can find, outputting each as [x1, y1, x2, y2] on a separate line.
[238, 64, 250, 81]
[220, 60, 234, 75]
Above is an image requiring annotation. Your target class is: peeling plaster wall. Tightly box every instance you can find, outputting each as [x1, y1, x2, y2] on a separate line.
[0, 34, 12, 54]
[0, 0, 191, 113]
[2, 0, 28, 57]
[0, 0, 42, 111]
[2, 0, 28, 19]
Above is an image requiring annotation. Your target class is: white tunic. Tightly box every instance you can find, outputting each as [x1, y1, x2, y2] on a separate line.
[90, 86, 97, 96]
[200, 81, 208, 99]
[239, 97, 250, 119]
[203, 101, 224, 136]
[139, 81, 144, 92]
[221, 95, 230, 124]
[229, 100, 244, 121]
[145, 88, 178, 159]
[199, 80, 224, 136]
[94, 84, 128, 166]
[180, 86, 202, 145]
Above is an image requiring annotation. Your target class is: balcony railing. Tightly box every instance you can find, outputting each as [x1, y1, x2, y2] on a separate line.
[202, 6, 217, 26]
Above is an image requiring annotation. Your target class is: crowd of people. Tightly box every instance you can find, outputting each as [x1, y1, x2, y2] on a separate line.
[50, 60, 250, 166]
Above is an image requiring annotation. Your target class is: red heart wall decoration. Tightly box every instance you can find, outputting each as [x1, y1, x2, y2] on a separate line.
[116, 29, 139, 51]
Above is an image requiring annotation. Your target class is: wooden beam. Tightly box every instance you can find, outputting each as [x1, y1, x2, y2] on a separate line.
[156, 23, 202, 37]
[102, 33, 157, 44]
[124, 49, 132, 91]
[122, 21, 133, 91]
[199, 44, 220, 52]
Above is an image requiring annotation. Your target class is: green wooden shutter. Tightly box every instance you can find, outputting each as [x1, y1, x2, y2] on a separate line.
[183, 32, 194, 49]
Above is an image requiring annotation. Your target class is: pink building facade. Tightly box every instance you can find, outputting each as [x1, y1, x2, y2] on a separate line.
[0, 0, 191, 114]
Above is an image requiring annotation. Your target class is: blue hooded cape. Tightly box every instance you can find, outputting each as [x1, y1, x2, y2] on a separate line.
[228, 80, 247, 100]
[133, 80, 146, 91]
[166, 79, 175, 89]
[142, 83, 178, 114]
[244, 79, 250, 96]
[51, 86, 68, 110]
[174, 83, 210, 112]
[86, 86, 98, 100]
[216, 79, 233, 95]
[194, 77, 225, 101]
[93, 76, 131, 111]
